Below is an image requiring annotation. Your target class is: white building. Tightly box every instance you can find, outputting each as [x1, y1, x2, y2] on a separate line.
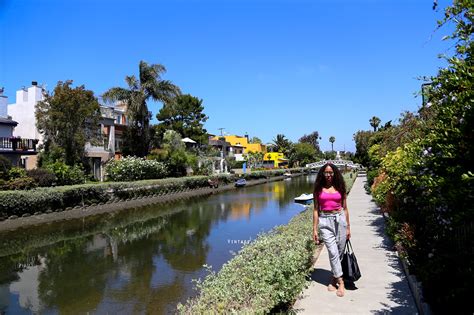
[7, 82, 44, 145]
[5, 83, 127, 175]
[0, 88, 39, 168]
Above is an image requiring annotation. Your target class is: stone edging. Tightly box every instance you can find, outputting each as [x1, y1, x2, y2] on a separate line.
[382, 212, 432, 315]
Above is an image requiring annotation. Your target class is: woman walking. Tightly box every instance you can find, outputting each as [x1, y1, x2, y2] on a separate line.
[313, 163, 351, 297]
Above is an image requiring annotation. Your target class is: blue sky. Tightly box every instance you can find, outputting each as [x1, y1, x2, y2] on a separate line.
[0, 0, 453, 152]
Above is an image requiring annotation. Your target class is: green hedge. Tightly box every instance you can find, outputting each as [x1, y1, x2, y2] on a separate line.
[177, 208, 316, 314]
[0, 169, 298, 219]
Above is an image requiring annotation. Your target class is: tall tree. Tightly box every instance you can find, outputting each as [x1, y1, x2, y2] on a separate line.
[289, 142, 317, 167]
[249, 136, 262, 144]
[369, 116, 381, 132]
[272, 134, 291, 155]
[329, 136, 335, 152]
[352, 130, 373, 166]
[36, 80, 101, 166]
[244, 151, 264, 170]
[155, 94, 208, 145]
[103, 61, 181, 157]
[298, 131, 321, 153]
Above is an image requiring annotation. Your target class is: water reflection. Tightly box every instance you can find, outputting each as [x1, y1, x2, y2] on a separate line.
[0, 175, 315, 314]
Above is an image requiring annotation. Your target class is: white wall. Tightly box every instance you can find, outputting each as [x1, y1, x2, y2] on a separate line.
[8, 85, 44, 144]
[0, 94, 7, 118]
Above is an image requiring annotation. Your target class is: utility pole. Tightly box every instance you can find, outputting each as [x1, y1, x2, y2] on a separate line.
[218, 128, 225, 136]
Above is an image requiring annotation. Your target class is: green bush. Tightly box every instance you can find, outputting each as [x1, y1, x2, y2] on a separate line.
[45, 161, 85, 185]
[242, 169, 286, 180]
[105, 156, 168, 181]
[178, 209, 316, 314]
[27, 168, 57, 187]
[229, 160, 245, 169]
[0, 177, 35, 191]
[0, 155, 12, 179]
[0, 175, 216, 217]
[2, 177, 38, 190]
[0, 169, 303, 219]
[366, 168, 378, 190]
[7, 167, 27, 179]
[194, 158, 214, 176]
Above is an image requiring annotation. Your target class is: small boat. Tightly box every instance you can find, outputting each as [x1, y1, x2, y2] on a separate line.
[283, 172, 292, 178]
[294, 193, 314, 204]
[235, 179, 247, 187]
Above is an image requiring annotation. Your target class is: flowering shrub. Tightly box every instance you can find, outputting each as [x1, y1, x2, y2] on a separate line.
[356, 3, 474, 312]
[105, 156, 168, 181]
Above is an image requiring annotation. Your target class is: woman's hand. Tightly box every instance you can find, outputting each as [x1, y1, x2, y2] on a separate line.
[313, 232, 320, 245]
[346, 226, 351, 240]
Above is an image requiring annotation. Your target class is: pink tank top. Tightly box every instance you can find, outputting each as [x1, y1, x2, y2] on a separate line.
[318, 191, 342, 211]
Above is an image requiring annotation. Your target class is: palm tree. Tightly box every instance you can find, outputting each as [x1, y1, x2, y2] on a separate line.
[103, 61, 181, 157]
[369, 116, 381, 132]
[329, 136, 335, 152]
[272, 134, 291, 154]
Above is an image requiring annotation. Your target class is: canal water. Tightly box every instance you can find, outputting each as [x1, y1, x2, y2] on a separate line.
[0, 175, 315, 314]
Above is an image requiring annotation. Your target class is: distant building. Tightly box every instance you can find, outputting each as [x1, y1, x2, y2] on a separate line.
[0, 88, 38, 168]
[209, 134, 266, 161]
[263, 152, 288, 169]
[7, 82, 44, 145]
[85, 101, 128, 180]
[5, 83, 128, 177]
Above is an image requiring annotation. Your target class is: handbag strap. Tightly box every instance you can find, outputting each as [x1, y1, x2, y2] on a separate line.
[345, 239, 354, 254]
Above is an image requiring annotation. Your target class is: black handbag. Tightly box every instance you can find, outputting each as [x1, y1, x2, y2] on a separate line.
[341, 240, 361, 282]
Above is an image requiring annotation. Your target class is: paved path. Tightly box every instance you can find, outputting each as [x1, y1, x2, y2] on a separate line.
[293, 176, 418, 314]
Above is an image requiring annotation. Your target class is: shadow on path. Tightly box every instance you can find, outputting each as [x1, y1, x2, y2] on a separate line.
[308, 268, 332, 286]
[366, 190, 418, 314]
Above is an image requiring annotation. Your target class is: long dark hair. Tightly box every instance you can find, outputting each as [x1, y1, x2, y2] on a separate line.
[313, 163, 346, 197]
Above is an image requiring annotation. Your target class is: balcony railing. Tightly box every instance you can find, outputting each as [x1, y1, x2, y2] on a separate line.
[0, 137, 38, 152]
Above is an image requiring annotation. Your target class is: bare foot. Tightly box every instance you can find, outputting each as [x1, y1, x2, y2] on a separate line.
[327, 277, 337, 291]
[336, 278, 345, 297]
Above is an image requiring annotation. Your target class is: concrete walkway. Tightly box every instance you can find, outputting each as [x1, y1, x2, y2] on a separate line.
[293, 176, 418, 314]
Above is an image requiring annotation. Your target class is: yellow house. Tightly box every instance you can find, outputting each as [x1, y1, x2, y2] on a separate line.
[210, 135, 267, 154]
[263, 152, 289, 168]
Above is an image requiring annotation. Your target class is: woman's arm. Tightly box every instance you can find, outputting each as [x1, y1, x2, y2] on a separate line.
[313, 195, 320, 244]
[343, 194, 351, 239]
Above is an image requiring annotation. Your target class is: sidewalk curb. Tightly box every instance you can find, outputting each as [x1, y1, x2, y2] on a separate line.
[382, 212, 432, 315]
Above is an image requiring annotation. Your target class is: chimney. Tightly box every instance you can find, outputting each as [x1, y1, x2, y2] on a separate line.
[0, 88, 8, 118]
[31, 81, 38, 86]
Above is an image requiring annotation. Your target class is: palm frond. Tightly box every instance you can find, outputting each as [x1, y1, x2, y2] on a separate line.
[139, 60, 166, 84]
[148, 80, 181, 103]
[102, 87, 132, 103]
[125, 75, 139, 90]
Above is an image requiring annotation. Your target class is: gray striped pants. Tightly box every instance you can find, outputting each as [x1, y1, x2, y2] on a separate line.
[319, 211, 347, 278]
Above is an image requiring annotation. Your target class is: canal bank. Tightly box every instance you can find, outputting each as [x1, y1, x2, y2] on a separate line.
[0, 173, 316, 314]
[0, 173, 301, 232]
